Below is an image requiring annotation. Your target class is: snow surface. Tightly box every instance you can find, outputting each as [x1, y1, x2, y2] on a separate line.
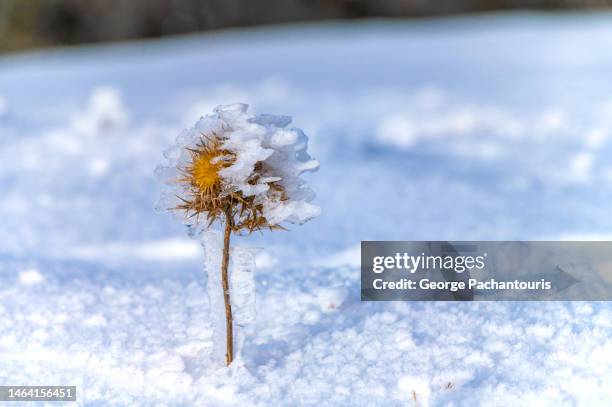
[1, 12, 612, 406]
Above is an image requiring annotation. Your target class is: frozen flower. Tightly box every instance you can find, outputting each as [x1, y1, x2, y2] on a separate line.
[156, 103, 319, 366]
[156, 103, 320, 234]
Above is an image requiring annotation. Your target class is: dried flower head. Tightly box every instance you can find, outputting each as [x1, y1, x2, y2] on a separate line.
[157, 103, 319, 235]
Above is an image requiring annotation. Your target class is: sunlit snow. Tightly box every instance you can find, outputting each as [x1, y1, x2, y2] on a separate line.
[1, 13, 611, 406]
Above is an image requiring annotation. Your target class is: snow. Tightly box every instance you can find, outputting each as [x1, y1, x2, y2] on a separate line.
[1, 12, 612, 406]
[397, 376, 431, 407]
[18, 268, 45, 285]
[71, 86, 129, 135]
[64, 238, 201, 262]
[0, 95, 7, 117]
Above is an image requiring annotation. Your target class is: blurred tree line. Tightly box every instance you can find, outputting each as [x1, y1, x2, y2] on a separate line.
[1, 0, 611, 52]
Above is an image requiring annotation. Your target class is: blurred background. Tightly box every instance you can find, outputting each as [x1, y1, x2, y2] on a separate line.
[2, 0, 612, 52]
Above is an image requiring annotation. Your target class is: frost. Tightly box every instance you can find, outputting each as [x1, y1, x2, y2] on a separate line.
[157, 103, 320, 231]
[229, 246, 257, 364]
[230, 247, 257, 327]
[202, 231, 227, 367]
[202, 231, 257, 367]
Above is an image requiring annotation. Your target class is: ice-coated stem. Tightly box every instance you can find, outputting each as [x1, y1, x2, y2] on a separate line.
[221, 210, 234, 366]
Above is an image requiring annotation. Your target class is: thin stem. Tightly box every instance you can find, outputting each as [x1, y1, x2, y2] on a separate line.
[221, 209, 234, 366]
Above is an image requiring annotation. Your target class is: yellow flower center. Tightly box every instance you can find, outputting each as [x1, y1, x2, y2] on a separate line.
[191, 151, 222, 191]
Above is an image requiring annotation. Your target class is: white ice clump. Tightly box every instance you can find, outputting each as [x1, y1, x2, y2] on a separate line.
[202, 231, 257, 367]
[230, 247, 257, 327]
[72, 86, 129, 135]
[202, 231, 227, 367]
[157, 103, 320, 230]
[229, 245, 257, 365]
